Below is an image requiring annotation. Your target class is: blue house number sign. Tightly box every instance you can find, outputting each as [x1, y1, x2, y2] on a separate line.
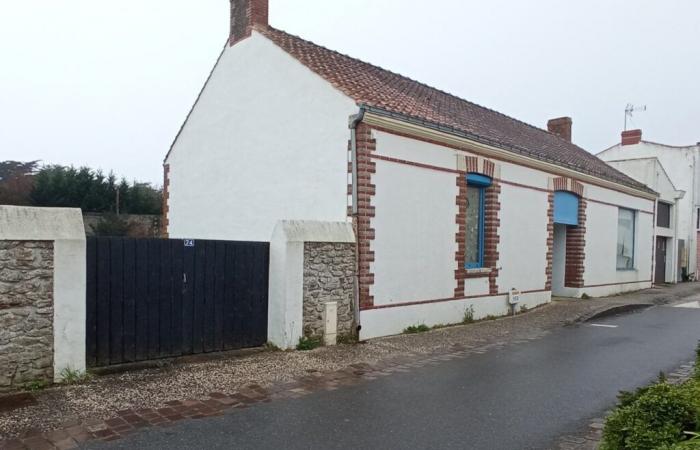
[184, 239, 195, 247]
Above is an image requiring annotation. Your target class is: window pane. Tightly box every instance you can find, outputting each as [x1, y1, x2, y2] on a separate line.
[617, 209, 635, 269]
[466, 187, 481, 266]
[657, 202, 670, 228]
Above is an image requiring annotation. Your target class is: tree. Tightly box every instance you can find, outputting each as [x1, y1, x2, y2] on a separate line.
[0, 160, 39, 205]
[29, 164, 162, 214]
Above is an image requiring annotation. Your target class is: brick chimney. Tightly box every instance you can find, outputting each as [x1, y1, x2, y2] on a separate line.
[230, 0, 269, 46]
[621, 129, 642, 146]
[547, 117, 573, 142]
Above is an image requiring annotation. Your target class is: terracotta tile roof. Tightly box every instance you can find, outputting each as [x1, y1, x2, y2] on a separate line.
[256, 26, 653, 194]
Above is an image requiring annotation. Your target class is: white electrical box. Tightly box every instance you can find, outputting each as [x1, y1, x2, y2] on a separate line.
[508, 289, 521, 305]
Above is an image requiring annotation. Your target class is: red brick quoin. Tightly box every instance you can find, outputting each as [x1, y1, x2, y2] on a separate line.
[350, 124, 376, 309]
[455, 157, 501, 297]
[161, 164, 170, 238]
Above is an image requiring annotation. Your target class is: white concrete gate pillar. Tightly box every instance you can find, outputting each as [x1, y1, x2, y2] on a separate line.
[267, 220, 355, 349]
[0, 206, 86, 381]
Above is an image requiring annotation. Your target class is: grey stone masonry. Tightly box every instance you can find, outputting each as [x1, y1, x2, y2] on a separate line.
[0, 241, 54, 391]
[302, 242, 355, 338]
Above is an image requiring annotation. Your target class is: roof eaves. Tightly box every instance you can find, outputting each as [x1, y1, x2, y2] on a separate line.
[362, 105, 655, 195]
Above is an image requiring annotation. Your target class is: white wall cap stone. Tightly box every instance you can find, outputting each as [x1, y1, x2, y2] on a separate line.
[0, 206, 85, 241]
[272, 220, 355, 243]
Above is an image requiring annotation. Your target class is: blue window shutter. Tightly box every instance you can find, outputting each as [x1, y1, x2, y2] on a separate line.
[554, 191, 579, 225]
[466, 173, 492, 187]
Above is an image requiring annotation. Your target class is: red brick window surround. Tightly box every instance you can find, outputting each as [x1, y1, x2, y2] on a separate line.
[455, 156, 501, 297]
[547, 177, 587, 289]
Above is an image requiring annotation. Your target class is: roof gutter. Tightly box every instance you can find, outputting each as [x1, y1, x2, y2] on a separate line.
[360, 106, 658, 200]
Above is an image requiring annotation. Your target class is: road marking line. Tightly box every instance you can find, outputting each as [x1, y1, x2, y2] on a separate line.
[589, 324, 618, 328]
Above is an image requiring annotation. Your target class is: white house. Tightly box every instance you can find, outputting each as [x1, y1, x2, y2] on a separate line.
[598, 130, 699, 283]
[165, 0, 657, 339]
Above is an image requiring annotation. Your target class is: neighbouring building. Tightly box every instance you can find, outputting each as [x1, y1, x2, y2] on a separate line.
[598, 130, 699, 283]
[165, 0, 657, 339]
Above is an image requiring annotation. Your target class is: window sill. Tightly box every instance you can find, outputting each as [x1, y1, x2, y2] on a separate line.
[462, 268, 491, 278]
[616, 268, 638, 272]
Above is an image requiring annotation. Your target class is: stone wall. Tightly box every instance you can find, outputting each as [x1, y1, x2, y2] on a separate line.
[83, 213, 162, 238]
[0, 241, 54, 391]
[302, 242, 355, 338]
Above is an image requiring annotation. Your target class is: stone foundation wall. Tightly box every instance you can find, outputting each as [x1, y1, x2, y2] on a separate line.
[302, 242, 355, 338]
[0, 241, 54, 391]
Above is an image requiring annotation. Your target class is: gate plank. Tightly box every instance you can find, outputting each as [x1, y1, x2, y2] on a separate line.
[170, 240, 184, 357]
[122, 239, 136, 363]
[203, 240, 216, 352]
[96, 238, 111, 367]
[135, 240, 149, 362]
[147, 240, 160, 359]
[85, 238, 97, 367]
[213, 241, 226, 351]
[192, 241, 206, 354]
[223, 243, 237, 350]
[182, 243, 195, 355]
[109, 238, 124, 365]
[159, 240, 173, 357]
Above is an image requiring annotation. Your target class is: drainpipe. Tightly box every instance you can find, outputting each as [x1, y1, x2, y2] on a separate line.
[349, 107, 365, 336]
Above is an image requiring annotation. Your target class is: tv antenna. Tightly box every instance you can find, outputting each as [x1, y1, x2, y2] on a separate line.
[624, 103, 646, 130]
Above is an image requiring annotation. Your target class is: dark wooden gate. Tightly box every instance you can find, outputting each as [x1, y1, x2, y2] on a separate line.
[86, 238, 269, 368]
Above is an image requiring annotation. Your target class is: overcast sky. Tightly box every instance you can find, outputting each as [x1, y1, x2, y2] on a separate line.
[1, 0, 699, 185]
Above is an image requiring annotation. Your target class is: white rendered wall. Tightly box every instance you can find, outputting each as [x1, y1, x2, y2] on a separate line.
[360, 130, 656, 338]
[370, 158, 457, 305]
[360, 291, 550, 339]
[0, 206, 86, 381]
[497, 184, 548, 293]
[166, 32, 358, 242]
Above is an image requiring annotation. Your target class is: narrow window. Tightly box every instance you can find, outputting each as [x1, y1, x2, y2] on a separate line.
[465, 173, 492, 269]
[617, 208, 636, 270]
[656, 202, 671, 228]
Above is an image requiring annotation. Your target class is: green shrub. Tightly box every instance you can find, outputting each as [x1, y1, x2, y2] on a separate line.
[403, 324, 430, 334]
[695, 342, 700, 380]
[296, 336, 323, 351]
[601, 382, 698, 450]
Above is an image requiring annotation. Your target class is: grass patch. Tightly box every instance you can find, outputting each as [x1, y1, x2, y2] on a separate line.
[59, 367, 92, 385]
[22, 379, 48, 392]
[581, 293, 591, 299]
[296, 335, 323, 351]
[403, 324, 430, 334]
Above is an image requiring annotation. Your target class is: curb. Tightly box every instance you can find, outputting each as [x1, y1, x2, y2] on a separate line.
[575, 303, 653, 323]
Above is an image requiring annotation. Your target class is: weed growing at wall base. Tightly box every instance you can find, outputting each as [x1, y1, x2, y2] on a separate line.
[296, 336, 323, 351]
[462, 305, 475, 324]
[403, 324, 430, 334]
[59, 367, 92, 385]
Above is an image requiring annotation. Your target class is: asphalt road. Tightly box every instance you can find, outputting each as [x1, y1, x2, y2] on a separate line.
[87, 305, 700, 450]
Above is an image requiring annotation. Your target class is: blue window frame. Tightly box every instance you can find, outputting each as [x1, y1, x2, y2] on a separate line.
[465, 173, 492, 269]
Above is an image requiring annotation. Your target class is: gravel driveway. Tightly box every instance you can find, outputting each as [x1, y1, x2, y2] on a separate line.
[1, 282, 697, 439]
